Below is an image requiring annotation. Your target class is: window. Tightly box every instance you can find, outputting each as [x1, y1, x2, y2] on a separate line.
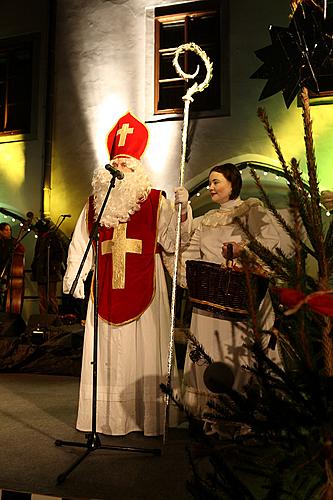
[0, 34, 39, 137]
[154, 0, 229, 117]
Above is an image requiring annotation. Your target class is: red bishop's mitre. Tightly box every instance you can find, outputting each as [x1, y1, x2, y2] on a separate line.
[106, 111, 149, 160]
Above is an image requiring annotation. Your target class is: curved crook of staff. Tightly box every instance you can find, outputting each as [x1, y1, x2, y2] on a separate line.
[163, 42, 213, 444]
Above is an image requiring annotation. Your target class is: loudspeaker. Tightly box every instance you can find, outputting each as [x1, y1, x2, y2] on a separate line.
[0, 313, 26, 337]
[26, 314, 63, 345]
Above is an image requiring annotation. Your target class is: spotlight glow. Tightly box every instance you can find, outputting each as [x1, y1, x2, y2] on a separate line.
[93, 94, 128, 165]
[0, 144, 25, 187]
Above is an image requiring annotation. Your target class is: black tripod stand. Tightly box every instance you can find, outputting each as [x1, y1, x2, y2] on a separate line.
[55, 170, 161, 484]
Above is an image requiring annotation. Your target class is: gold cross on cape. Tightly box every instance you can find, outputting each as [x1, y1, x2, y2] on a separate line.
[116, 123, 134, 146]
[101, 223, 142, 289]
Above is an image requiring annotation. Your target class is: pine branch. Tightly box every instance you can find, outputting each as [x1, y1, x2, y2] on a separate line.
[234, 216, 291, 280]
[300, 87, 322, 230]
[248, 342, 319, 413]
[289, 190, 303, 287]
[248, 167, 316, 258]
[300, 87, 327, 286]
[322, 317, 333, 377]
[289, 157, 316, 234]
[324, 219, 333, 277]
[286, 157, 323, 255]
[185, 330, 214, 365]
[257, 104, 319, 253]
[257, 107, 289, 173]
[243, 264, 260, 341]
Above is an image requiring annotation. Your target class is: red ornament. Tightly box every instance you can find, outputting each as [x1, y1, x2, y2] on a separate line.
[273, 287, 333, 317]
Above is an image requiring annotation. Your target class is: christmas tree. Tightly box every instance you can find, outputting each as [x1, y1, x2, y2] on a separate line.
[161, 2, 333, 498]
[179, 89, 333, 499]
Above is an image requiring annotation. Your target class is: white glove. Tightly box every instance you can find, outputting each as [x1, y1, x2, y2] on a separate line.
[321, 190, 333, 211]
[174, 186, 189, 215]
[63, 275, 85, 299]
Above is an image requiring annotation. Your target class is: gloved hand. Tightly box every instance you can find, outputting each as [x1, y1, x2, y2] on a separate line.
[63, 275, 85, 299]
[222, 241, 242, 260]
[174, 186, 189, 215]
[321, 190, 333, 211]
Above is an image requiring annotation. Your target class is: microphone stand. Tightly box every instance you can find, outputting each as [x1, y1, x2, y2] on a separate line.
[53, 215, 69, 232]
[45, 216, 66, 314]
[55, 171, 160, 485]
[46, 238, 50, 313]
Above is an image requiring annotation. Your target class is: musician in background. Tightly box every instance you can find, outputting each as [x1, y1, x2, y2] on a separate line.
[0, 222, 25, 312]
[31, 218, 66, 315]
[0, 223, 14, 311]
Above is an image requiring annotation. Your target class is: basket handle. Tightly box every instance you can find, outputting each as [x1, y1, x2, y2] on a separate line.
[226, 243, 233, 269]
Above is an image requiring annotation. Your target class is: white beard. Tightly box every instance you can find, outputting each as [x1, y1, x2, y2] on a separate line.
[91, 163, 152, 228]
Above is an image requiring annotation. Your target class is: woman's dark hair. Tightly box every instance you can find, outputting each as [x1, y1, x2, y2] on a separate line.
[0, 222, 11, 232]
[209, 163, 242, 200]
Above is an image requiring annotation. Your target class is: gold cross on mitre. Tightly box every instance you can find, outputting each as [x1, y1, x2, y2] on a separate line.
[101, 223, 142, 289]
[116, 122, 134, 146]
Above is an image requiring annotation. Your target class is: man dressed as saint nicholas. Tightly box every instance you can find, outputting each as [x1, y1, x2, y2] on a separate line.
[63, 111, 191, 436]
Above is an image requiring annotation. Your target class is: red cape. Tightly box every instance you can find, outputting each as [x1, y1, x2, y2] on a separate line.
[88, 189, 162, 325]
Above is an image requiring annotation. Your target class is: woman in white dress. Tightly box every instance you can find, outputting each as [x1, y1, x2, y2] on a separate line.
[180, 163, 281, 419]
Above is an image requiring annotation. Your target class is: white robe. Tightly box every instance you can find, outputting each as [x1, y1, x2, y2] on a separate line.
[63, 196, 191, 436]
[180, 197, 281, 417]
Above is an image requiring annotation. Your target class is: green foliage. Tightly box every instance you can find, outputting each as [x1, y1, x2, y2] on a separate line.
[176, 92, 333, 499]
[182, 340, 333, 499]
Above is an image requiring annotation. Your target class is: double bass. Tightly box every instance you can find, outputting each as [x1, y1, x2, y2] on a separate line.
[4, 239, 25, 314]
[0, 211, 33, 315]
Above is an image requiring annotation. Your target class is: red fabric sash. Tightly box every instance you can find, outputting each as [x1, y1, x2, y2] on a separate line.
[88, 189, 161, 325]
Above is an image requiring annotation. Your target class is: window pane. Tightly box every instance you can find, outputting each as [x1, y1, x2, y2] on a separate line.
[0, 104, 4, 129]
[158, 81, 185, 110]
[0, 36, 35, 135]
[0, 59, 7, 130]
[8, 74, 32, 102]
[6, 102, 31, 131]
[188, 45, 221, 110]
[0, 58, 6, 80]
[0, 81, 5, 102]
[159, 52, 184, 80]
[188, 14, 219, 45]
[160, 21, 185, 49]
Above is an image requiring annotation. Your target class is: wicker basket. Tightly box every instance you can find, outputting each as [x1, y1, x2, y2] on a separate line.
[186, 260, 269, 320]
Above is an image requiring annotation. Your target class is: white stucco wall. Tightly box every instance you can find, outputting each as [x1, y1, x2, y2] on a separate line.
[51, 0, 298, 235]
[1, 0, 333, 240]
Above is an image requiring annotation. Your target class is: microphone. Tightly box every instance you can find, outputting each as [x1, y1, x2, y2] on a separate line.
[105, 164, 124, 180]
[61, 214, 72, 218]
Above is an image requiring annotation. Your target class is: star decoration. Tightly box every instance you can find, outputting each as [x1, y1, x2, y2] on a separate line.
[251, 2, 333, 108]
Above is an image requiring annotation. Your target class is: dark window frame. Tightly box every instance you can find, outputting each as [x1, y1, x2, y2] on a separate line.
[0, 33, 40, 140]
[154, 0, 229, 120]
